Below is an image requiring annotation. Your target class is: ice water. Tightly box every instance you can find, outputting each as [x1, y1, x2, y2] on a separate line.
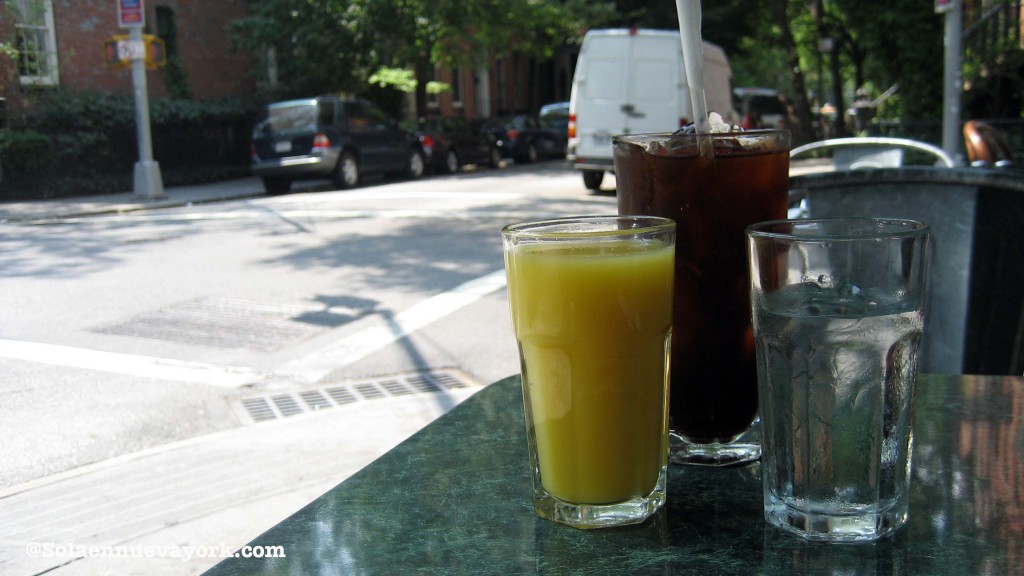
[754, 282, 922, 541]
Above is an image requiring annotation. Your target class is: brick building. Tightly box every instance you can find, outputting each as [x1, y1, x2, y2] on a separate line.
[0, 0, 569, 125]
[0, 0, 256, 121]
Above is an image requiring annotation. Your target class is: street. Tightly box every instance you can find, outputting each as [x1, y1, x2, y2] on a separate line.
[0, 161, 617, 490]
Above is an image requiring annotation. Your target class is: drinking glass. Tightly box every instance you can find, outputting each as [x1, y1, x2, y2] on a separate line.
[747, 217, 929, 542]
[614, 130, 790, 465]
[502, 215, 675, 528]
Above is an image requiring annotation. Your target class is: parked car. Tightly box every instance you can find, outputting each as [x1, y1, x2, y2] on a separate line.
[483, 114, 567, 163]
[539, 101, 570, 134]
[733, 87, 796, 131]
[406, 116, 503, 173]
[251, 95, 425, 194]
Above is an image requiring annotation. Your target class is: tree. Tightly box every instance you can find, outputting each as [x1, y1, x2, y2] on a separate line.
[231, 1, 369, 99]
[233, 0, 613, 116]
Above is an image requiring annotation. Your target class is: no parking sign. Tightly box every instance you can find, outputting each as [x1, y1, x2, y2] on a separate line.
[117, 0, 145, 28]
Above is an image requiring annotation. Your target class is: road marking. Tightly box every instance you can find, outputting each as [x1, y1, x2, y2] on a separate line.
[278, 269, 508, 382]
[0, 340, 262, 388]
[0, 269, 509, 387]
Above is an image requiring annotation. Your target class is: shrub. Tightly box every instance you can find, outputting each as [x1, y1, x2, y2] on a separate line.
[2, 90, 268, 199]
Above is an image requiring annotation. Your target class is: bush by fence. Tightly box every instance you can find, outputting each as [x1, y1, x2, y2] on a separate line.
[0, 90, 266, 200]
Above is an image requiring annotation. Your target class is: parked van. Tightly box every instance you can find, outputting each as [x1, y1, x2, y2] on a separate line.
[567, 28, 738, 190]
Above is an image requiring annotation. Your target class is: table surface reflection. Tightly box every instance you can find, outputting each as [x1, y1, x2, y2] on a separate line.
[203, 374, 1023, 575]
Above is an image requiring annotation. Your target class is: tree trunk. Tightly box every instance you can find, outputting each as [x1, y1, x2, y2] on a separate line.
[830, 41, 847, 138]
[771, 0, 816, 145]
[414, 58, 430, 118]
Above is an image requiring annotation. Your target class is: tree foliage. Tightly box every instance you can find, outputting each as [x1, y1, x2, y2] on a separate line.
[233, 0, 958, 128]
[233, 0, 616, 115]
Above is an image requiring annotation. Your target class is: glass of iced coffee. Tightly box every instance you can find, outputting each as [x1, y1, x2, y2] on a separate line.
[613, 129, 790, 466]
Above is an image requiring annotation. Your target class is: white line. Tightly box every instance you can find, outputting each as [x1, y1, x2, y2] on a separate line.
[0, 340, 262, 388]
[279, 269, 508, 381]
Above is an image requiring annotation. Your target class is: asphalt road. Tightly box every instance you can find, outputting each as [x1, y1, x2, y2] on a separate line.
[0, 160, 619, 489]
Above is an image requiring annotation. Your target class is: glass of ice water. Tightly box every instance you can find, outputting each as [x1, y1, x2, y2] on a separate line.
[746, 218, 930, 542]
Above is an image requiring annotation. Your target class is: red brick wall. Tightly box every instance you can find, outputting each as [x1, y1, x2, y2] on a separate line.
[53, 0, 254, 100]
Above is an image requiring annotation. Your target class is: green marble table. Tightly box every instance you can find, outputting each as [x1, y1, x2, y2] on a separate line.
[203, 374, 1023, 575]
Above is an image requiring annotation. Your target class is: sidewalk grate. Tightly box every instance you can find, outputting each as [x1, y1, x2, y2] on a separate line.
[236, 369, 479, 423]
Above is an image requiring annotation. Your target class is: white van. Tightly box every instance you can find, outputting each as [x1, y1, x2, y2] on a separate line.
[567, 28, 738, 190]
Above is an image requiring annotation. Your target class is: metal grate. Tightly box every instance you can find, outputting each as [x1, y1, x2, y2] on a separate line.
[299, 390, 332, 410]
[353, 382, 386, 399]
[271, 394, 303, 417]
[241, 397, 276, 422]
[325, 386, 357, 405]
[237, 369, 480, 423]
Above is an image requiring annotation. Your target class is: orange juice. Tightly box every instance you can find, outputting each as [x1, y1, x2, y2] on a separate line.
[506, 239, 673, 504]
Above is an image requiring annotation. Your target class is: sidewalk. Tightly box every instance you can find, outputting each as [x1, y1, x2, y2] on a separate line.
[0, 382, 484, 576]
[0, 177, 267, 224]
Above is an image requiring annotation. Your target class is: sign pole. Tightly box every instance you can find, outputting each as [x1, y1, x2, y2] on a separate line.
[119, 0, 163, 198]
[939, 0, 963, 165]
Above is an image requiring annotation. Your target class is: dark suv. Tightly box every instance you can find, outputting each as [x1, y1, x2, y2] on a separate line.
[251, 95, 425, 194]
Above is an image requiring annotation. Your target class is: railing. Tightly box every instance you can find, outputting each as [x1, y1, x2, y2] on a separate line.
[963, 1, 1022, 68]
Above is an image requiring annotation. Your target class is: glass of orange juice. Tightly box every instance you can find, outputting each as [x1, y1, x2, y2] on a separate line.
[501, 215, 675, 529]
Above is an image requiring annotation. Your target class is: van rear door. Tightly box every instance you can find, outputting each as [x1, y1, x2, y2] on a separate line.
[571, 30, 687, 168]
[625, 32, 686, 134]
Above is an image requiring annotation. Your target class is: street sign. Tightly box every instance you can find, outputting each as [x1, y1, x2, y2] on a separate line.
[103, 35, 166, 68]
[117, 0, 145, 28]
[935, 0, 955, 14]
[118, 40, 146, 61]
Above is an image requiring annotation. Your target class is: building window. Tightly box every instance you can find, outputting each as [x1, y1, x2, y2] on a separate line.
[514, 57, 525, 111]
[496, 59, 507, 113]
[451, 66, 463, 108]
[156, 5, 192, 98]
[11, 0, 59, 86]
[427, 65, 440, 109]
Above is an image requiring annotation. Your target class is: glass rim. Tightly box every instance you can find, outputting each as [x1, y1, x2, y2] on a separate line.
[612, 129, 790, 144]
[746, 217, 930, 241]
[501, 215, 675, 240]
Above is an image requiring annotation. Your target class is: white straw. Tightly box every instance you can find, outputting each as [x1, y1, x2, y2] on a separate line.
[675, 0, 709, 134]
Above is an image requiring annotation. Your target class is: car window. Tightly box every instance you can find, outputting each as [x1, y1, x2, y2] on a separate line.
[317, 99, 336, 126]
[344, 101, 371, 128]
[750, 96, 786, 115]
[364, 102, 391, 129]
[267, 104, 317, 132]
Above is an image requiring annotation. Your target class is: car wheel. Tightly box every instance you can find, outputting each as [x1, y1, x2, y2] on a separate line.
[526, 143, 539, 163]
[333, 152, 360, 188]
[443, 150, 459, 174]
[262, 176, 292, 195]
[488, 146, 503, 168]
[408, 148, 426, 179]
[582, 170, 604, 190]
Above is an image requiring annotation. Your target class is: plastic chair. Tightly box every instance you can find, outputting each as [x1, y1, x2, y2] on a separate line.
[788, 167, 1024, 375]
[963, 120, 1015, 169]
[791, 137, 955, 171]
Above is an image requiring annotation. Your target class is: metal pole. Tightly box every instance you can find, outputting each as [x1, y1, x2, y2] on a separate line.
[129, 26, 164, 198]
[941, 0, 963, 164]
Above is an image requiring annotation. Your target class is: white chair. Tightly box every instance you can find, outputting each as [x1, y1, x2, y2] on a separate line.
[791, 137, 955, 171]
